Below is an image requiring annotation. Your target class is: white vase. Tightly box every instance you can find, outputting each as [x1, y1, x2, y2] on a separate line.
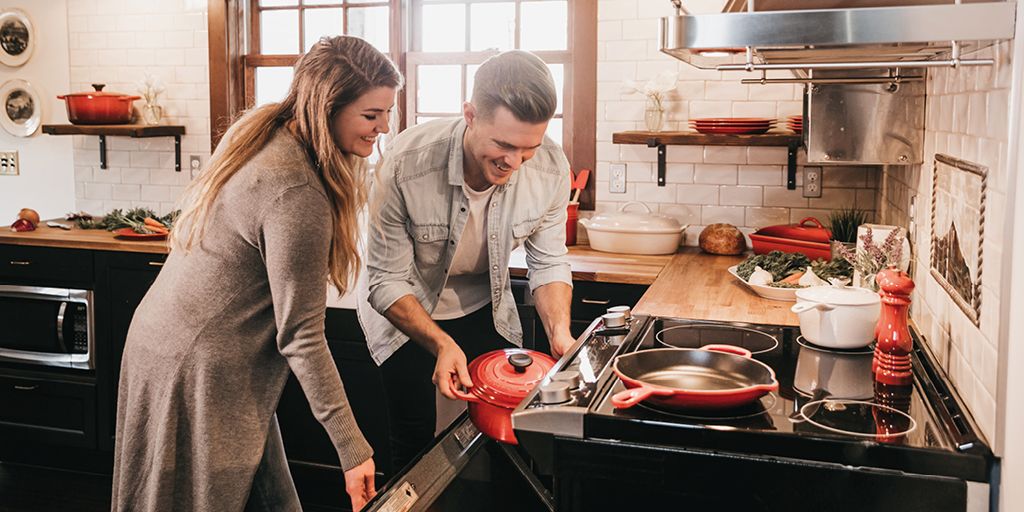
[644, 98, 665, 132]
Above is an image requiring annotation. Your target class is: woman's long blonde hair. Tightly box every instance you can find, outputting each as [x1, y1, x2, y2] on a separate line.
[172, 36, 401, 294]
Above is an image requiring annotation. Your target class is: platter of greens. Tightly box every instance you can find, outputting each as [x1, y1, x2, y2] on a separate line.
[728, 250, 853, 301]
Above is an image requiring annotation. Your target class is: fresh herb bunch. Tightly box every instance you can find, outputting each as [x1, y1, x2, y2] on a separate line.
[75, 208, 180, 234]
[736, 251, 810, 281]
[737, 250, 853, 283]
[828, 208, 869, 243]
[836, 226, 905, 279]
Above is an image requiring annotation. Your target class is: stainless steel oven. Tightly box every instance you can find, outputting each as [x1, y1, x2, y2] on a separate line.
[0, 285, 94, 370]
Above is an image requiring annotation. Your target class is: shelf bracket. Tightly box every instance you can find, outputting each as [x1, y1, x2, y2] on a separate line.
[99, 135, 107, 170]
[646, 138, 667, 186]
[175, 135, 182, 172]
[787, 142, 799, 190]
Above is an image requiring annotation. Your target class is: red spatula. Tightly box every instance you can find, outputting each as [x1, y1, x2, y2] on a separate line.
[571, 168, 590, 203]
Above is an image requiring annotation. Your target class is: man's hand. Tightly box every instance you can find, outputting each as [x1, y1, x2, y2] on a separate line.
[549, 331, 576, 359]
[433, 340, 473, 399]
[344, 457, 376, 511]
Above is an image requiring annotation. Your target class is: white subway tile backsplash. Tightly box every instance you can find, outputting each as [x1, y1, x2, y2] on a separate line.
[598, 21, 622, 41]
[694, 164, 738, 185]
[90, 168, 122, 184]
[689, 100, 731, 119]
[810, 188, 856, 209]
[620, 19, 657, 40]
[745, 207, 789, 228]
[731, 101, 776, 119]
[665, 145, 703, 163]
[84, 183, 113, 200]
[626, 162, 652, 183]
[605, 40, 648, 61]
[634, 183, 679, 204]
[747, 147, 788, 165]
[701, 206, 745, 226]
[112, 184, 141, 201]
[738, 165, 783, 186]
[720, 186, 762, 206]
[763, 186, 808, 208]
[703, 146, 746, 165]
[599, 0, 638, 20]
[665, 163, 695, 184]
[676, 184, 719, 205]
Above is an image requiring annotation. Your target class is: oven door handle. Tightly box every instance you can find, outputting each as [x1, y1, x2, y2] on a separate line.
[56, 302, 68, 353]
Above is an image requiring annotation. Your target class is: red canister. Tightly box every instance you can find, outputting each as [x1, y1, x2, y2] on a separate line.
[749, 217, 832, 260]
[566, 202, 579, 245]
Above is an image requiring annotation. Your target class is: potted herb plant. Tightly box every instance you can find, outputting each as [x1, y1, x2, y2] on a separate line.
[828, 207, 869, 260]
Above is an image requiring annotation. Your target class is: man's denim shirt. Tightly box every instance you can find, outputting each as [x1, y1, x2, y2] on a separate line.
[357, 118, 572, 365]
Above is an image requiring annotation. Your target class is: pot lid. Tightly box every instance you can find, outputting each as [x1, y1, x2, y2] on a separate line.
[585, 201, 683, 234]
[60, 83, 140, 99]
[467, 348, 556, 408]
[796, 285, 880, 306]
[753, 217, 831, 244]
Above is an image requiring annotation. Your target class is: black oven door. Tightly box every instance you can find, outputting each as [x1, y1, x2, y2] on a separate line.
[0, 286, 93, 369]
[365, 413, 553, 512]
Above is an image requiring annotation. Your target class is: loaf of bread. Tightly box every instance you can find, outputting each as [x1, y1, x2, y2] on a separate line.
[699, 223, 746, 255]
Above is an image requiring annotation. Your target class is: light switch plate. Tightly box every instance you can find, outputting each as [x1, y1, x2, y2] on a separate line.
[610, 163, 626, 193]
[803, 166, 822, 198]
[0, 150, 18, 176]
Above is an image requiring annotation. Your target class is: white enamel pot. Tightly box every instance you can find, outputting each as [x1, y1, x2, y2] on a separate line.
[790, 286, 881, 349]
[578, 202, 688, 255]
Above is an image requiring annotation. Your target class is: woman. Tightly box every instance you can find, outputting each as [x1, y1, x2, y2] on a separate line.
[112, 36, 401, 512]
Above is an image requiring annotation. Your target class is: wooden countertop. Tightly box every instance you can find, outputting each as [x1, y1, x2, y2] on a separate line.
[633, 248, 799, 326]
[0, 223, 169, 254]
[509, 245, 673, 285]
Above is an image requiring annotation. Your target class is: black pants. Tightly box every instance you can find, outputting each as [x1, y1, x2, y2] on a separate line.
[380, 305, 513, 476]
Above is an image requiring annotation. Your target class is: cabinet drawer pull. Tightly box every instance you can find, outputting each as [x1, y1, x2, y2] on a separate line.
[13, 385, 38, 391]
[580, 298, 610, 305]
[148, 261, 165, 267]
[9, 260, 31, 266]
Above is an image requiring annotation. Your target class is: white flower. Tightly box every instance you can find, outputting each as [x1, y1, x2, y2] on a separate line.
[622, 70, 678, 109]
[136, 73, 166, 104]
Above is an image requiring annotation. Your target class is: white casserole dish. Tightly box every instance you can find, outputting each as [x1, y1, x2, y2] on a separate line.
[791, 286, 881, 349]
[578, 202, 687, 255]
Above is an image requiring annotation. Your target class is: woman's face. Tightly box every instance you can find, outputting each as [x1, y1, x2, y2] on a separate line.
[333, 86, 397, 158]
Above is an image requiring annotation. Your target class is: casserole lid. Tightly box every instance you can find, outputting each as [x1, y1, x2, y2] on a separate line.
[753, 217, 831, 244]
[584, 201, 684, 234]
[466, 348, 556, 409]
[59, 83, 140, 100]
[796, 285, 880, 306]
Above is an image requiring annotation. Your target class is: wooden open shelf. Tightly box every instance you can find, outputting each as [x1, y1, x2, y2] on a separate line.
[612, 131, 804, 189]
[42, 124, 187, 172]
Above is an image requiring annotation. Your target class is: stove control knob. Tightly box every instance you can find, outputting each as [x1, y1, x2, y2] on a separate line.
[539, 381, 571, 404]
[551, 370, 581, 389]
[602, 312, 627, 329]
[606, 305, 632, 320]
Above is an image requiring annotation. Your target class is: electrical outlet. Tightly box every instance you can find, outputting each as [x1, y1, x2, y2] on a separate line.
[189, 155, 202, 178]
[0, 150, 18, 176]
[803, 166, 822, 198]
[609, 163, 626, 193]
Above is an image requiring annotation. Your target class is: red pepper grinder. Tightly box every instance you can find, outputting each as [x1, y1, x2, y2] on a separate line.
[873, 267, 915, 385]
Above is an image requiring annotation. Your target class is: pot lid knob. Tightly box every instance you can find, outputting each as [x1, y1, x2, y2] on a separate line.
[539, 381, 571, 404]
[508, 352, 533, 373]
[92, 83, 105, 92]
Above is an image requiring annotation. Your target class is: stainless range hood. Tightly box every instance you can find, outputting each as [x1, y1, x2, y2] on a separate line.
[661, 0, 1016, 72]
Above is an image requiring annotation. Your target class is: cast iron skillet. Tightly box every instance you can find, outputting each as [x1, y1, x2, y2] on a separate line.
[611, 345, 779, 410]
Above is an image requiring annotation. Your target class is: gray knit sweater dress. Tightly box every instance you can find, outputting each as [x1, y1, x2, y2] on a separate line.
[112, 129, 372, 511]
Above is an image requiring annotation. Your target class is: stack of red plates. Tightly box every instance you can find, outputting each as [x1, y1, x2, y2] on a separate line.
[689, 118, 776, 135]
[786, 115, 803, 134]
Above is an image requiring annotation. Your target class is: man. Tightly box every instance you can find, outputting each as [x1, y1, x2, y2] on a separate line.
[357, 50, 574, 473]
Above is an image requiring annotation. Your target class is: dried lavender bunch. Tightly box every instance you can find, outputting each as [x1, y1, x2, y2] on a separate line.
[837, 226, 905, 279]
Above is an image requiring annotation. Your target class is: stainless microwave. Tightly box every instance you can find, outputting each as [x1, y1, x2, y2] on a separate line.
[0, 285, 94, 370]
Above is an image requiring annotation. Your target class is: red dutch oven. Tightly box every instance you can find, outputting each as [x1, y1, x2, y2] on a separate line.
[452, 348, 556, 445]
[58, 84, 140, 125]
[749, 217, 833, 260]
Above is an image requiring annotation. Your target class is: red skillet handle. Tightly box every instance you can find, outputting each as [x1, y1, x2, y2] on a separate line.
[449, 375, 480, 403]
[702, 344, 752, 359]
[611, 384, 672, 409]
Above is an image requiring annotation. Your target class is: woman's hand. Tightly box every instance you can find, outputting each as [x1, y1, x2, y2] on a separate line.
[344, 457, 377, 511]
[433, 340, 472, 399]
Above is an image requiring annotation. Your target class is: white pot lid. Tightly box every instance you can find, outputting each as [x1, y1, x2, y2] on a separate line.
[796, 285, 880, 306]
[585, 202, 683, 234]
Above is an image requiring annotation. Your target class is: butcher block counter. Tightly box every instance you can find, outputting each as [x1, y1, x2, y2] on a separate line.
[632, 248, 798, 326]
[509, 245, 672, 285]
[0, 223, 169, 254]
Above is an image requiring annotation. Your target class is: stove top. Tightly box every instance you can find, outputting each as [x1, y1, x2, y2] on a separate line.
[513, 314, 993, 483]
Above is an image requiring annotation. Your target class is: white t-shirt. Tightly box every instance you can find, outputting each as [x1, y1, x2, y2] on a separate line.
[431, 183, 496, 320]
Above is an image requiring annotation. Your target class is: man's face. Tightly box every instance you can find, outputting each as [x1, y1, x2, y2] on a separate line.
[462, 103, 549, 190]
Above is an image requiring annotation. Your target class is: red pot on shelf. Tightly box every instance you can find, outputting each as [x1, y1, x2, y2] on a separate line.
[451, 348, 556, 445]
[749, 217, 833, 260]
[58, 84, 140, 125]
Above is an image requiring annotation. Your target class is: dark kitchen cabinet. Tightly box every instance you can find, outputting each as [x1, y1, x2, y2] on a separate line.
[93, 251, 166, 450]
[0, 369, 97, 449]
[0, 245, 94, 287]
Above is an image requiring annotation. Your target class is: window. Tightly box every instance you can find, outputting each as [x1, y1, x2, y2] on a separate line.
[208, 0, 595, 207]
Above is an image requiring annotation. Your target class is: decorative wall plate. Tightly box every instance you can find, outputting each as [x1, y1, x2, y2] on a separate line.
[0, 79, 42, 137]
[0, 9, 33, 67]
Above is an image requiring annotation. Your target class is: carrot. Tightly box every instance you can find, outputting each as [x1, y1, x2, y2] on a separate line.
[780, 271, 804, 284]
[143, 217, 166, 229]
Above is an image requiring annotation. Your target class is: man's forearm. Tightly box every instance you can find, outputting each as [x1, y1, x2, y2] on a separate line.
[533, 281, 572, 341]
[382, 295, 454, 356]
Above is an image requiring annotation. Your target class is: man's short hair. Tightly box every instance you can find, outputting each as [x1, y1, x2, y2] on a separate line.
[470, 50, 557, 124]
